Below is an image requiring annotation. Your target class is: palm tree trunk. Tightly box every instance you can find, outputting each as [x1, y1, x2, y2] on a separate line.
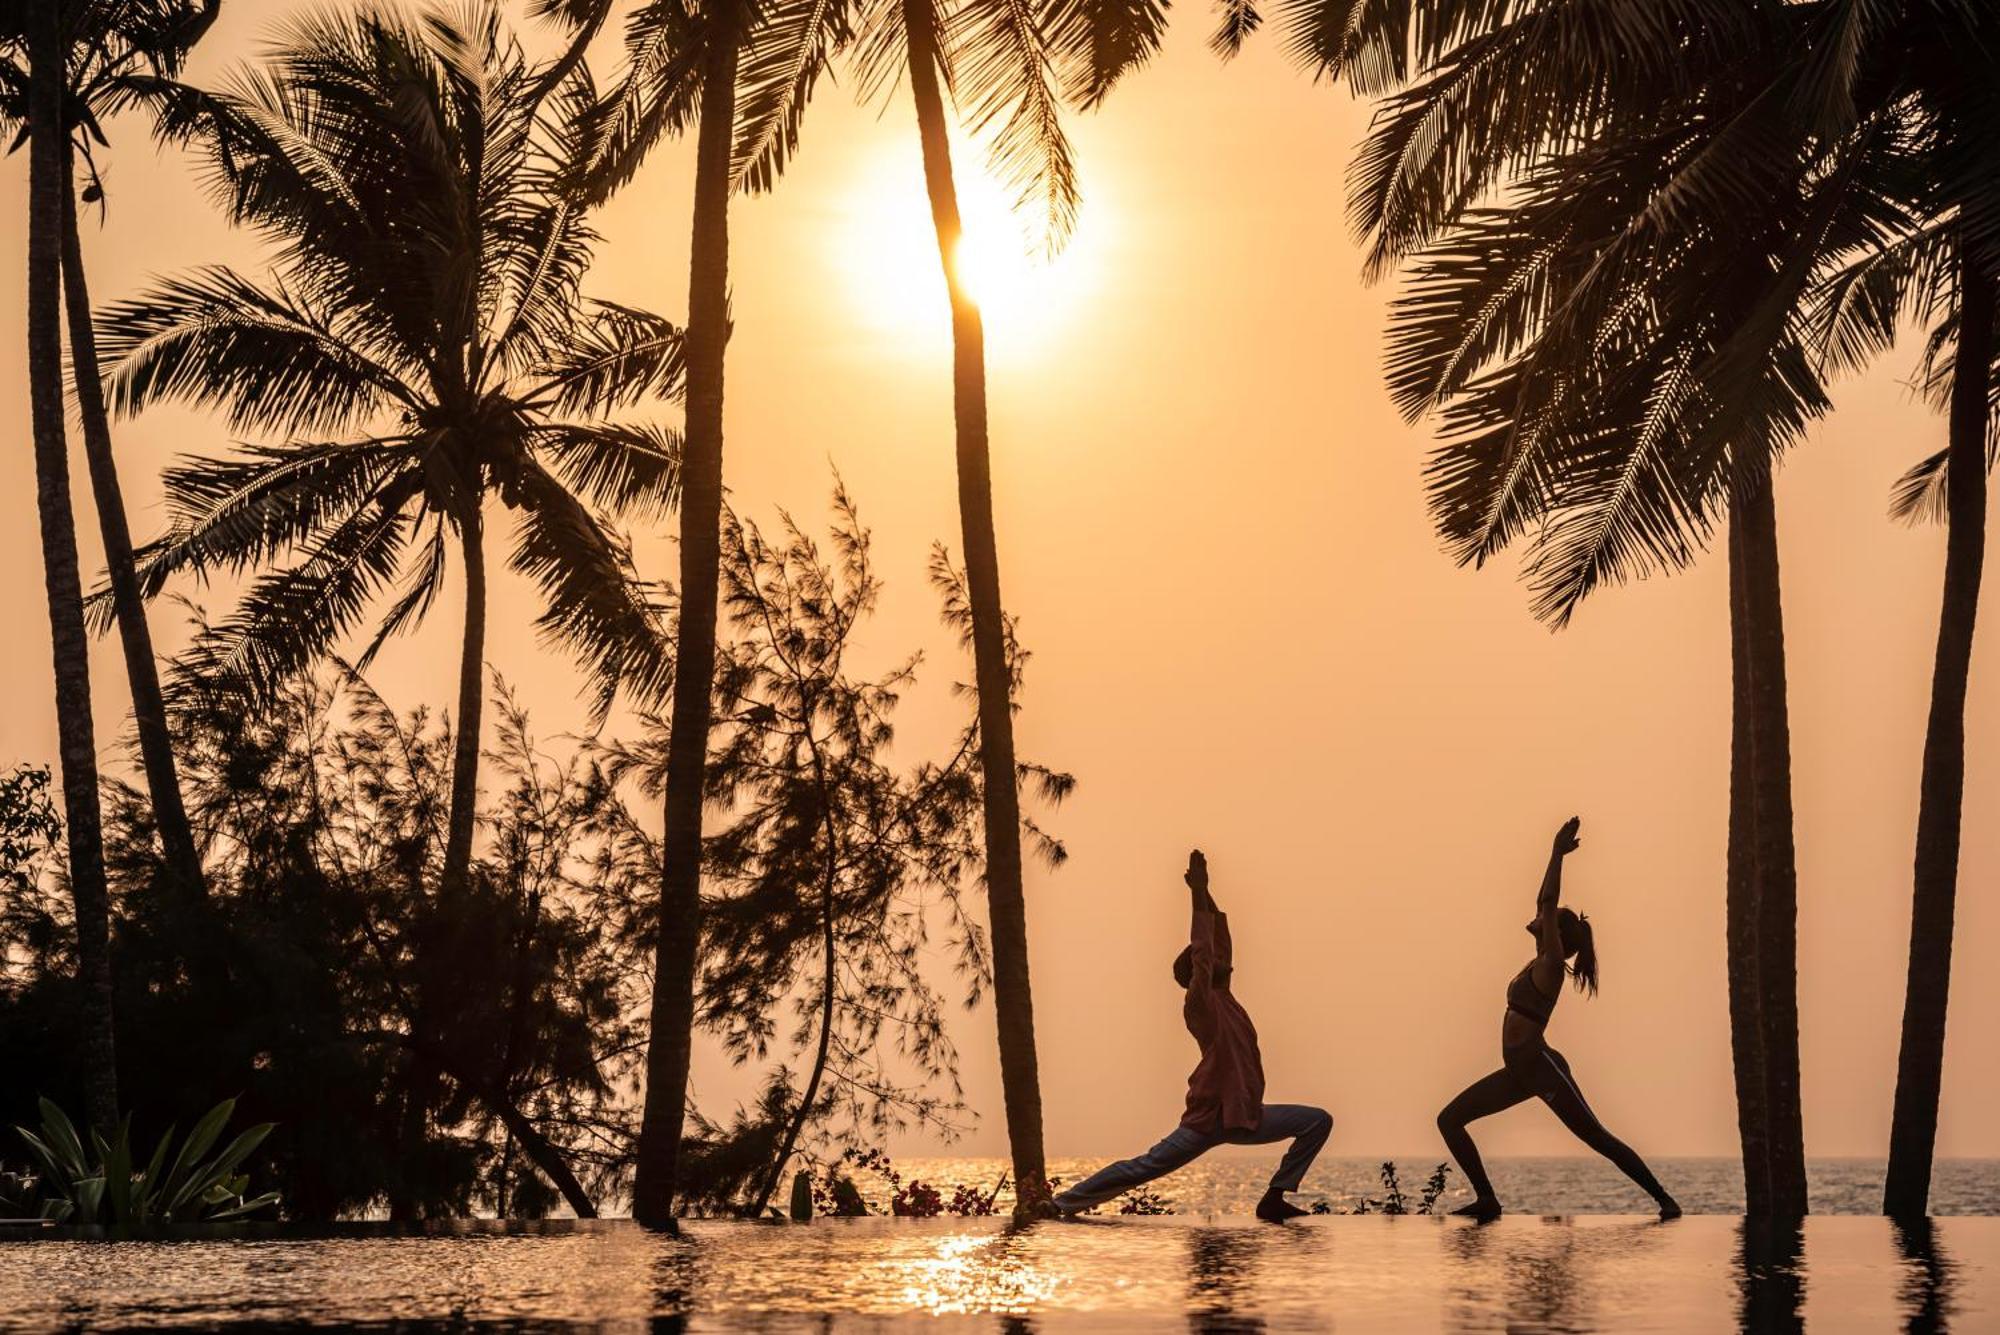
[1883, 246, 1993, 1217]
[28, 0, 118, 1136]
[902, 0, 1048, 1216]
[60, 155, 206, 901]
[443, 504, 487, 890]
[388, 507, 486, 1220]
[1727, 509, 1772, 1217]
[1732, 458, 1809, 1216]
[631, 32, 739, 1231]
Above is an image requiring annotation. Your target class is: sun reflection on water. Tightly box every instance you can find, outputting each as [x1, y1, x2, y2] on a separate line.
[884, 1230, 1060, 1316]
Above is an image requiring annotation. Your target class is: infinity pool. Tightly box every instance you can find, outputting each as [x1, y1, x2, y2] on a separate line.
[0, 1215, 1989, 1330]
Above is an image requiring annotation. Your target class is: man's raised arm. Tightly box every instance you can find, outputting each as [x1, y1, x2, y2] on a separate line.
[1185, 849, 1231, 988]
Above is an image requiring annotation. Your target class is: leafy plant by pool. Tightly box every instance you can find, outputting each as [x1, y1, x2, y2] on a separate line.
[13, 1097, 279, 1226]
[1311, 1162, 1453, 1216]
[813, 1147, 1012, 1217]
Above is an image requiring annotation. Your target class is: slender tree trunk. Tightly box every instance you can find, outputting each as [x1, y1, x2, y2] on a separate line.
[60, 156, 206, 901]
[392, 1031, 598, 1219]
[902, 0, 1048, 1215]
[388, 510, 487, 1220]
[494, 893, 542, 1217]
[28, 0, 118, 1136]
[443, 505, 487, 890]
[1727, 506, 1773, 1217]
[749, 792, 840, 1218]
[632, 33, 739, 1231]
[1883, 247, 1993, 1217]
[1733, 459, 1809, 1216]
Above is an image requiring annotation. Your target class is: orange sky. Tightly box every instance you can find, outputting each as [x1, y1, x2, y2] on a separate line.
[2, 1, 1996, 1163]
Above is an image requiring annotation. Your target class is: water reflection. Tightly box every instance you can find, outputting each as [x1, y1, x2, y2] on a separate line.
[1442, 1217, 1669, 1331]
[882, 1220, 1056, 1317]
[650, 1237, 697, 1323]
[1187, 1227, 1265, 1333]
[1735, 1218, 1804, 1335]
[1893, 1217, 1957, 1334]
[0, 1216, 1991, 1329]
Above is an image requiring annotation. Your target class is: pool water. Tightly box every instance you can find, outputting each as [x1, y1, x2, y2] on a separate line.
[0, 1214, 1989, 1331]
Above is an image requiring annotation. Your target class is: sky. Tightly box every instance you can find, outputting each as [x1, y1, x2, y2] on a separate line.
[2, 0, 1997, 1166]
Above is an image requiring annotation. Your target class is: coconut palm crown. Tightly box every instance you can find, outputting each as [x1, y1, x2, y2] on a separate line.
[96, 4, 684, 891]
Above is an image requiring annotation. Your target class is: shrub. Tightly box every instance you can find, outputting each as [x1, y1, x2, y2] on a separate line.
[15, 1097, 278, 1225]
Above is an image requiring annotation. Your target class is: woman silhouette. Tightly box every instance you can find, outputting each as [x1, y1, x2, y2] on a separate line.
[1437, 817, 1681, 1220]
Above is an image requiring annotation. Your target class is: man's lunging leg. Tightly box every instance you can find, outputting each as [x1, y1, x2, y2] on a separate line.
[1229, 1103, 1334, 1220]
[1052, 1126, 1212, 1213]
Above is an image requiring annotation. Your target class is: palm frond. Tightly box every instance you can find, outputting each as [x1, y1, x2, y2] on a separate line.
[566, 0, 710, 205]
[166, 477, 422, 700]
[96, 266, 414, 435]
[946, 0, 1079, 250]
[529, 421, 684, 521]
[733, 0, 852, 193]
[352, 516, 452, 672]
[94, 439, 420, 632]
[508, 460, 676, 719]
[1044, 0, 1170, 106]
[528, 301, 687, 414]
[1207, 0, 1260, 60]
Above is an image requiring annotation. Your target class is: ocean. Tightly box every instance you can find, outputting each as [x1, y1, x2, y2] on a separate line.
[887, 1155, 2000, 1216]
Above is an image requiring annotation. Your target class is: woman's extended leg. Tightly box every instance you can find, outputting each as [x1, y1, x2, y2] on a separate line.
[1437, 1068, 1532, 1213]
[1531, 1048, 1680, 1215]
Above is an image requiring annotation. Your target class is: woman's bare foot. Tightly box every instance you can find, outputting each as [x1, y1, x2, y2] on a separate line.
[1656, 1196, 1682, 1220]
[1451, 1197, 1503, 1221]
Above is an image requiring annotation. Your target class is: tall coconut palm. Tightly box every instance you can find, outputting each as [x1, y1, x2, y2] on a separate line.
[103, 5, 681, 902]
[14, 0, 117, 1135]
[109, 4, 681, 1220]
[803, 0, 1165, 1214]
[2, 1, 220, 905]
[1806, 17, 2000, 1205]
[533, 0, 855, 1226]
[1338, 0, 1856, 1215]
[1354, 0, 2000, 1216]
[1698, 3, 2000, 1217]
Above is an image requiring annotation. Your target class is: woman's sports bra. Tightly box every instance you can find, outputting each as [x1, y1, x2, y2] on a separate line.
[1506, 962, 1556, 1028]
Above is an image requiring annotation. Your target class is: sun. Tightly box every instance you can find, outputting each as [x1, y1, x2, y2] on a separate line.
[837, 143, 1105, 359]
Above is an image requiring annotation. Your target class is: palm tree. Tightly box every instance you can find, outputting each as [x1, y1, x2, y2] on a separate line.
[15, 0, 117, 1136]
[3, 1, 220, 905]
[1336, 0, 1849, 1214]
[1712, 4, 2000, 1218]
[107, 4, 682, 1220]
[800, 0, 1162, 1214]
[1353, 0, 2000, 1216]
[103, 4, 681, 892]
[1806, 21, 2000, 1206]
[535, 0, 853, 1227]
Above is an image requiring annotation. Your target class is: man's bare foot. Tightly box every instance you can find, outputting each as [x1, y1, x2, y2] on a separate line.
[1451, 1197, 1503, 1221]
[1656, 1196, 1682, 1220]
[1256, 1190, 1308, 1221]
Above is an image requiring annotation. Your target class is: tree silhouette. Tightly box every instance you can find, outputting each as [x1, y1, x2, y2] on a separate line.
[99, 3, 682, 901]
[1, 0, 221, 909]
[537, 0, 851, 1226]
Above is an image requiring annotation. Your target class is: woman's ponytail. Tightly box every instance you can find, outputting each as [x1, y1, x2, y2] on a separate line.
[1567, 912, 1599, 997]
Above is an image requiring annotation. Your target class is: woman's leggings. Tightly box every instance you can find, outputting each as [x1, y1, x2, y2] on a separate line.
[1436, 1041, 1669, 1205]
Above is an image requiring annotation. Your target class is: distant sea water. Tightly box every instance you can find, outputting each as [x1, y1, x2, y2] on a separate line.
[888, 1155, 2000, 1215]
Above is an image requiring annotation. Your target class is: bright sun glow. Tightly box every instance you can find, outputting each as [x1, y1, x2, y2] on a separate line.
[838, 143, 1107, 360]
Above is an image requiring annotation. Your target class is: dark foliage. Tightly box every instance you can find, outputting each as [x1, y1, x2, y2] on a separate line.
[0, 661, 653, 1220]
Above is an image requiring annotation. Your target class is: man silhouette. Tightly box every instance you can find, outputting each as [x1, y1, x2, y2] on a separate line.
[1053, 849, 1332, 1221]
